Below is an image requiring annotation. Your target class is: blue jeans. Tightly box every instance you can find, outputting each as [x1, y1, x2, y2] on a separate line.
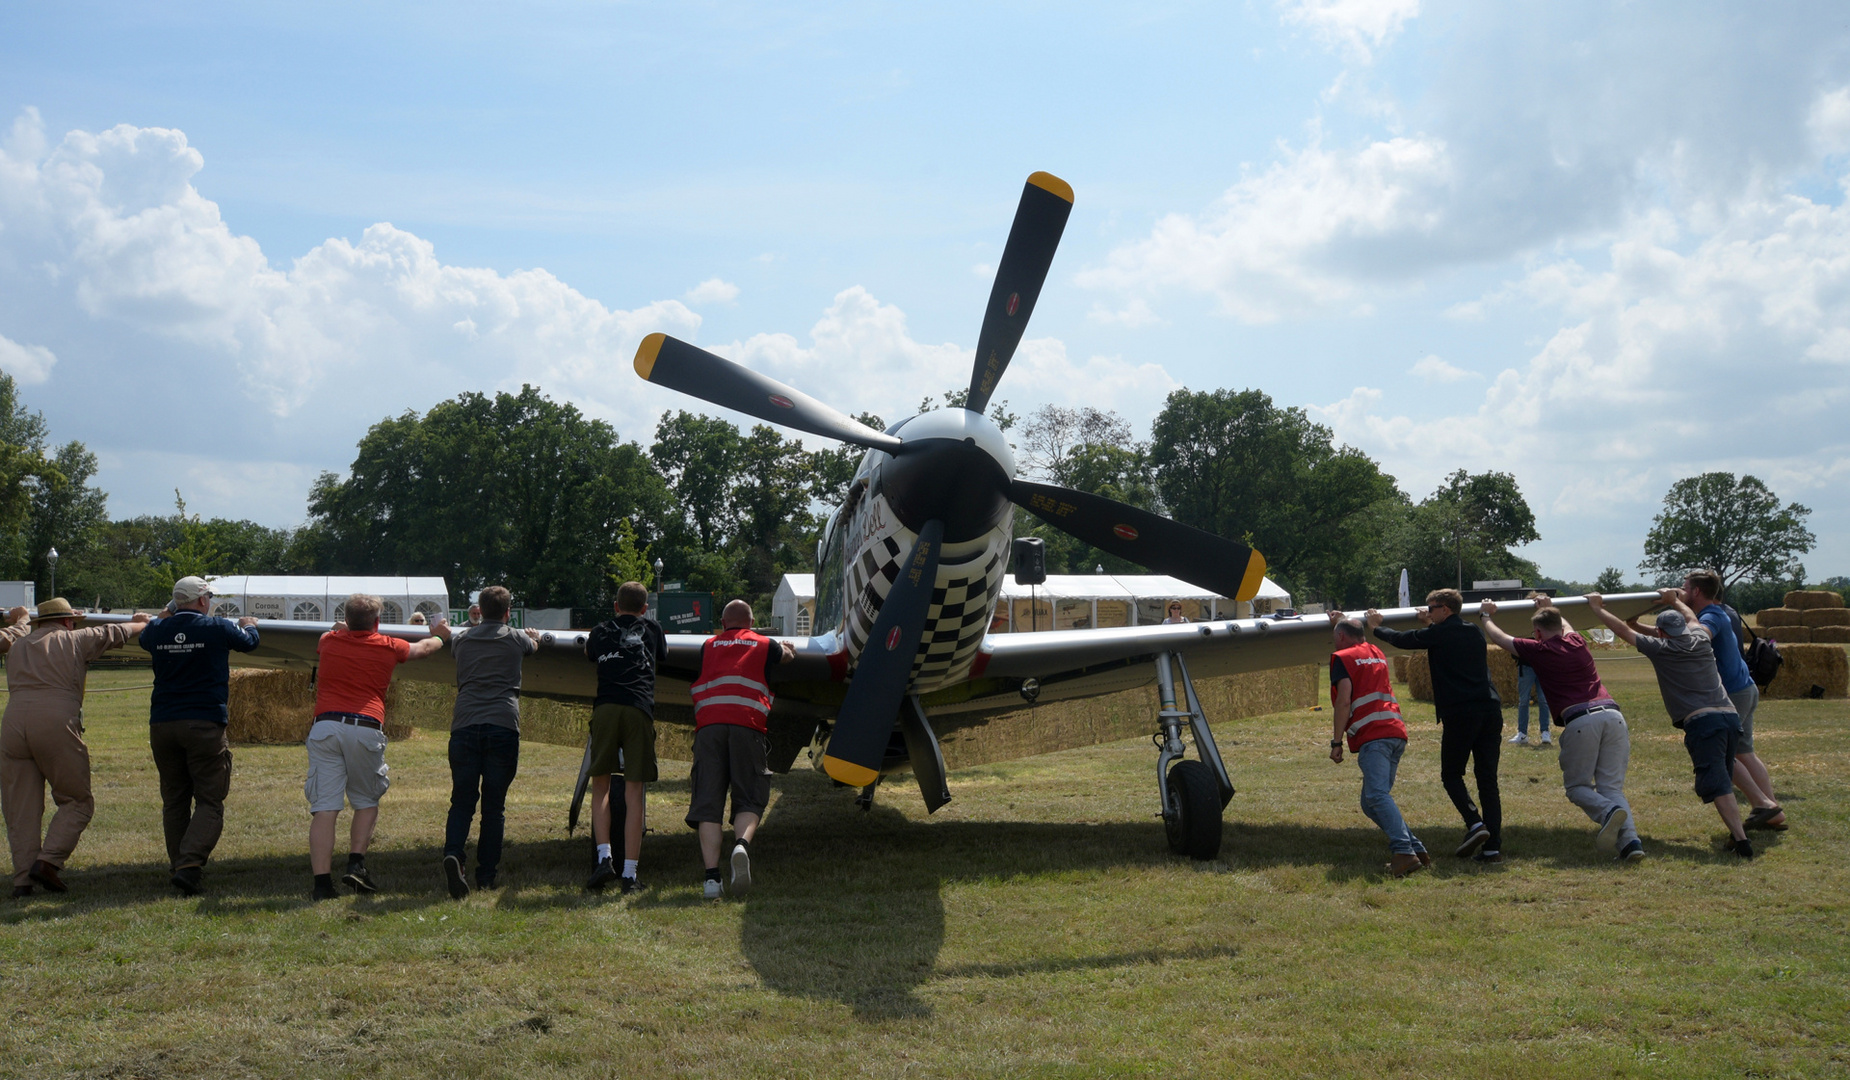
[1357, 738, 1424, 856]
[1516, 666, 1550, 735]
[445, 724, 521, 881]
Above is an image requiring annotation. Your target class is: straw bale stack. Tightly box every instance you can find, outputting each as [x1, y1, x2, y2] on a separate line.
[1810, 625, 1850, 644]
[1755, 608, 1803, 627]
[226, 668, 417, 743]
[1801, 607, 1850, 627]
[1401, 647, 1519, 704]
[1784, 590, 1845, 610]
[1757, 624, 1812, 643]
[1764, 643, 1849, 699]
[1405, 652, 1432, 701]
[1391, 654, 1409, 683]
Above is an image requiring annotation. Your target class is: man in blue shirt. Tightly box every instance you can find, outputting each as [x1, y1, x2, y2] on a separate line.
[1629, 570, 1785, 830]
[140, 576, 260, 895]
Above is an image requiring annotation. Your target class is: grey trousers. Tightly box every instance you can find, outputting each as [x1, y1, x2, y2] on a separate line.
[1557, 709, 1638, 847]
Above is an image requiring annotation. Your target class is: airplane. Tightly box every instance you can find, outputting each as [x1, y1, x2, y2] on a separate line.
[89, 173, 1660, 860]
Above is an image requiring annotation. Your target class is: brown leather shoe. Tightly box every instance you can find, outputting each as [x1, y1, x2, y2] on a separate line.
[1415, 850, 1432, 868]
[9, 885, 33, 899]
[27, 860, 66, 893]
[1387, 852, 1425, 878]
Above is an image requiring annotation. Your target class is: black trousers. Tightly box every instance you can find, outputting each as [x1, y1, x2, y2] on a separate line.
[1439, 709, 1503, 850]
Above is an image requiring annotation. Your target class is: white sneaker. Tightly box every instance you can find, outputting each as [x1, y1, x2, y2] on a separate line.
[1507, 732, 1529, 746]
[702, 877, 722, 901]
[1539, 731, 1552, 746]
[1596, 806, 1629, 855]
[729, 843, 752, 894]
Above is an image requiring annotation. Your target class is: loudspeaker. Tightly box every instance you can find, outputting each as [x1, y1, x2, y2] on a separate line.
[1012, 536, 1047, 585]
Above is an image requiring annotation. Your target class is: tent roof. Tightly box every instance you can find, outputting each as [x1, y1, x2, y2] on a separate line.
[208, 575, 450, 596]
[775, 574, 816, 601]
[994, 573, 1289, 602]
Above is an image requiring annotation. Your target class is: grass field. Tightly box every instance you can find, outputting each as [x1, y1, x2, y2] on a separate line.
[1, 655, 1846, 1079]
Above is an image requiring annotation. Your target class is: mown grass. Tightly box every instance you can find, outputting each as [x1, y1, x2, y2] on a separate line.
[0, 657, 1845, 1079]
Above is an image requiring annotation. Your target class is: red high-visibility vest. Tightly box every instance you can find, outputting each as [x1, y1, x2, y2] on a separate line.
[692, 628, 775, 733]
[1330, 641, 1407, 751]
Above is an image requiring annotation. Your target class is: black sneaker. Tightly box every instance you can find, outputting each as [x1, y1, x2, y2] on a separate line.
[312, 879, 339, 901]
[341, 865, 378, 894]
[1732, 838, 1755, 860]
[586, 857, 619, 892]
[1616, 839, 1645, 863]
[443, 855, 470, 900]
[620, 875, 644, 895]
[1472, 849, 1503, 864]
[1454, 822, 1490, 858]
[475, 873, 498, 891]
[170, 866, 204, 896]
[1745, 805, 1788, 831]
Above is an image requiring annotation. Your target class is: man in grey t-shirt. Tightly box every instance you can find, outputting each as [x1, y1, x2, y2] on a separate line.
[433, 585, 540, 897]
[1587, 593, 1753, 859]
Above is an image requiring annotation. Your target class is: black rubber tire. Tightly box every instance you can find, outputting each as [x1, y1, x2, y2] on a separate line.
[1164, 760, 1224, 860]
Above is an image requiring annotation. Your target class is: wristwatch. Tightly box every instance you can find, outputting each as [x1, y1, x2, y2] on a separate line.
[1329, 739, 1342, 749]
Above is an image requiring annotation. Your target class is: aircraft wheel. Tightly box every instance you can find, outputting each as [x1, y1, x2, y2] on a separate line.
[1164, 760, 1223, 860]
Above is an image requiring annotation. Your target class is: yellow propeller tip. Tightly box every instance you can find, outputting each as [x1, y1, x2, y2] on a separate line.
[1028, 171, 1074, 204]
[822, 755, 881, 788]
[1236, 550, 1268, 603]
[634, 333, 666, 381]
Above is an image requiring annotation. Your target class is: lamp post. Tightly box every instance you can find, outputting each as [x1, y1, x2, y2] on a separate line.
[46, 547, 57, 601]
[653, 557, 665, 592]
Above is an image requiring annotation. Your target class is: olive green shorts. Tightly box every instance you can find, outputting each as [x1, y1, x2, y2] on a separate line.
[588, 704, 658, 783]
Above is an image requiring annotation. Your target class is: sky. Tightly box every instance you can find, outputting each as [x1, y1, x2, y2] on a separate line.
[1, 0, 1847, 582]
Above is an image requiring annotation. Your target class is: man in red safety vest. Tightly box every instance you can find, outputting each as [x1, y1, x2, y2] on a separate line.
[1326, 612, 1428, 878]
[686, 599, 793, 900]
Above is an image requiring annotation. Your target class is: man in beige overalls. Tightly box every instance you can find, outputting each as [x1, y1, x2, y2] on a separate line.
[0, 598, 149, 896]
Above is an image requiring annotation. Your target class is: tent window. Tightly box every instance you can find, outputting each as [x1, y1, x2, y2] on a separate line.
[292, 601, 323, 621]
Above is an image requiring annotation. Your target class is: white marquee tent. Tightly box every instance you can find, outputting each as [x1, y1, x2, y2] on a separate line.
[203, 576, 451, 626]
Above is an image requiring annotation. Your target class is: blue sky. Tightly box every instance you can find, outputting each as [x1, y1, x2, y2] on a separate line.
[2, 1, 1847, 582]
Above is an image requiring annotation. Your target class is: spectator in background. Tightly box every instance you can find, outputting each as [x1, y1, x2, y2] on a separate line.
[1367, 589, 1506, 863]
[0, 600, 148, 896]
[408, 612, 427, 626]
[1629, 571, 1785, 831]
[1325, 612, 1426, 877]
[686, 599, 792, 899]
[583, 581, 668, 894]
[1589, 592, 1754, 859]
[434, 586, 539, 900]
[1162, 601, 1189, 625]
[1509, 593, 1551, 747]
[306, 594, 445, 900]
[466, 604, 483, 627]
[1481, 597, 1642, 862]
[140, 576, 261, 895]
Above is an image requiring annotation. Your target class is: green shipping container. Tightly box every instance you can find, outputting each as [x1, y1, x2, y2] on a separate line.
[652, 591, 714, 635]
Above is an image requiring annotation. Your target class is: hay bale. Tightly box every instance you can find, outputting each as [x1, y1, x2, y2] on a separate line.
[226, 668, 418, 744]
[1801, 607, 1850, 627]
[1758, 624, 1812, 643]
[1784, 590, 1844, 610]
[1810, 625, 1850, 644]
[1406, 652, 1432, 701]
[1486, 646, 1518, 705]
[1391, 654, 1409, 683]
[1755, 608, 1803, 627]
[1764, 643, 1849, 699]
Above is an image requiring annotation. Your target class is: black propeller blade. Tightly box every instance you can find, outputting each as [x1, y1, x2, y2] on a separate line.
[1009, 479, 1269, 602]
[820, 519, 945, 788]
[634, 333, 902, 452]
[965, 172, 1074, 414]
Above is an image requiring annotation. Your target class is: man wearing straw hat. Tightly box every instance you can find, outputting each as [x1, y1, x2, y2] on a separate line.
[0, 598, 149, 896]
[140, 576, 260, 896]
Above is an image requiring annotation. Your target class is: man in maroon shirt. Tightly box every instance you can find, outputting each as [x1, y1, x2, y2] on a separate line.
[1480, 598, 1643, 862]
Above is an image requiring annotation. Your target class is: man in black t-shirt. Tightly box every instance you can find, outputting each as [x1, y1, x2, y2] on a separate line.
[582, 581, 668, 893]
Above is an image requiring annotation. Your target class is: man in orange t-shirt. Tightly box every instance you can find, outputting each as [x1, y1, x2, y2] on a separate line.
[305, 594, 445, 901]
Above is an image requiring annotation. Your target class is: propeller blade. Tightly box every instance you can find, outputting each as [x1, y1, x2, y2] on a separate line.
[567, 736, 594, 835]
[1010, 479, 1269, 602]
[821, 520, 945, 787]
[634, 333, 902, 452]
[965, 172, 1074, 413]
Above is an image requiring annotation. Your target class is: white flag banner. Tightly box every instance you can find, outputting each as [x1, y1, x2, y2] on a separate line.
[1398, 569, 1411, 609]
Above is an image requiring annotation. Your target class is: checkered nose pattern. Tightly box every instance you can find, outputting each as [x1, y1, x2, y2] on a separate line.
[845, 530, 1010, 693]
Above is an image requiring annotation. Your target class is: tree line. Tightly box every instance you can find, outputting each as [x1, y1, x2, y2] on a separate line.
[0, 372, 1827, 616]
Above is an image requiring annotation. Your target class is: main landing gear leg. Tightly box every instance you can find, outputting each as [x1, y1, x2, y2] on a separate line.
[1154, 651, 1234, 860]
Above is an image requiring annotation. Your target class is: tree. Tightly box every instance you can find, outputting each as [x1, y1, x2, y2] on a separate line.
[1403, 469, 1541, 591]
[605, 518, 654, 592]
[1639, 473, 1814, 591]
[309, 386, 671, 612]
[1148, 388, 1401, 606]
[1594, 566, 1627, 593]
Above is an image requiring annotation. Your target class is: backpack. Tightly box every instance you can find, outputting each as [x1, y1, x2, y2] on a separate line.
[1724, 604, 1783, 690]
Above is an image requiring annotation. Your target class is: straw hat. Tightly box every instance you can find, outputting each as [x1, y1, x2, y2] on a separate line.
[31, 598, 77, 623]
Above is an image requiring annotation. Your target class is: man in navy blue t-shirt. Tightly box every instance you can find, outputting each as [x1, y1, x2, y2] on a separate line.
[139, 576, 260, 895]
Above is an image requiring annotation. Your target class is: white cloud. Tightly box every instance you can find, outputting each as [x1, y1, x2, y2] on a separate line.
[1808, 87, 1850, 156]
[1279, 0, 1419, 61]
[1409, 354, 1476, 383]
[0, 333, 56, 384]
[971, 263, 994, 278]
[1087, 298, 1162, 327]
[685, 277, 740, 305]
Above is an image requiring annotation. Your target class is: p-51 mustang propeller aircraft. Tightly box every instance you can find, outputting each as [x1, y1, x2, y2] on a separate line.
[96, 173, 1658, 859]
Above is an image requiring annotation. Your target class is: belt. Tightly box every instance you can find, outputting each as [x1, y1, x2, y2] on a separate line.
[1560, 701, 1619, 724]
[315, 712, 382, 730]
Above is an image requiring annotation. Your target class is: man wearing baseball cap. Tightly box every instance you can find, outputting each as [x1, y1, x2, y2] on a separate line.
[1586, 591, 1753, 859]
[139, 576, 261, 895]
[0, 598, 149, 896]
